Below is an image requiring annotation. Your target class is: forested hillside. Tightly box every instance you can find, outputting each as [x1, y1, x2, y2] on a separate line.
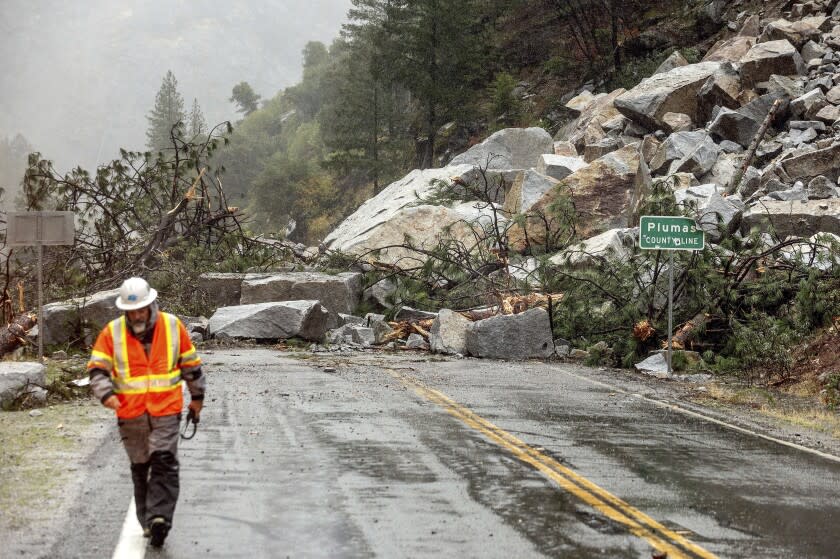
[214, 0, 733, 244]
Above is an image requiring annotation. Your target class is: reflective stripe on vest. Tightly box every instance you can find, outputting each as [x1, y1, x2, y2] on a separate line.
[111, 313, 182, 395]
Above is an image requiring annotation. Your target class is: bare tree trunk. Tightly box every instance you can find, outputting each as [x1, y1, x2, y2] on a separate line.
[727, 99, 782, 195]
[372, 84, 381, 194]
[670, 311, 708, 350]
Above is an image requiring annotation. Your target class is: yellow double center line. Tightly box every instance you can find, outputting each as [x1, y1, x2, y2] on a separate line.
[387, 369, 718, 559]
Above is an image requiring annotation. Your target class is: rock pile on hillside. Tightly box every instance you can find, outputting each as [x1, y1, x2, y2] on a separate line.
[325, 2, 840, 268]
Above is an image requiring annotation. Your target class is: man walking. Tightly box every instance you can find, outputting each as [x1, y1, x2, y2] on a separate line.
[87, 277, 205, 548]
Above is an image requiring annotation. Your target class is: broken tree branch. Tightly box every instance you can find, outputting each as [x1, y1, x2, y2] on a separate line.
[726, 98, 782, 195]
[0, 312, 37, 358]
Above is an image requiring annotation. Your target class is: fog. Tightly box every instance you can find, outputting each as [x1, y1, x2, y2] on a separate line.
[0, 0, 351, 171]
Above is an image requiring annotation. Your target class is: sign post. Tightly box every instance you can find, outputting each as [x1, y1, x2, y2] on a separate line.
[6, 211, 75, 362]
[639, 216, 704, 374]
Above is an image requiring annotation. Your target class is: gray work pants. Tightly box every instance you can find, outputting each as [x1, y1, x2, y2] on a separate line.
[118, 413, 180, 528]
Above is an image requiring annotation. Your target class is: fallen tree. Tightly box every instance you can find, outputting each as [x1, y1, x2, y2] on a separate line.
[0, 312, 37, 358]
[6, 122, 303, 318]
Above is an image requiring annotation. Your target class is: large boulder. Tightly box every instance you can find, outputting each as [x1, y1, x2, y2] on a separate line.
[709, 92, 789, 147]
[780, 143, 840, 182]
[565, 91, 601, 114]
[700, 152, 741, 188]
[197, 273, 249, 308]
[326, 201, 505, 267]
[240, 271, 363, 315]
[654, 51, 688, 74]
[324, 164, 475, 253]
[739, 40, 805, 88]
[465, 307, 554, 360]
[758, 18, 828, 48]
[614, 62, 723, 130]
[790, 89, 828, 120]
[761, 74, 805, 99]
[208, 300, 330, 341]
[565, 89, 627, 150]
[562, 145, 641, 237]
[510, 145, 641, 248]
[362, 277, 397, 311]
[702, 36, 756, 63]
[779, 233, 840, 271]
[41, 288, 121, 346]
[327, 324, 375, 346]
[549, 228, 637, 267]
[449, 127, 553, 169]
[536, 155, 589, 182]
[675, 185, 743, 242]
[503, 169, 562, 214]
[741, 199, 840, 238]
[0, 362, 46, 410]
[649, 130, 721, 177]
[697, 62, 742, 124]
[429, 309, 472, 355]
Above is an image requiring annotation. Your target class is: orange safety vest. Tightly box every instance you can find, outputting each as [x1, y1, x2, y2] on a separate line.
[87, 312, 202, 419]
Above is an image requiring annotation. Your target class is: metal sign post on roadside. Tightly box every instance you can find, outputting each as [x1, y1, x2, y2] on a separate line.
[6, 211, 75, 363]
[638, 216, 705, 375]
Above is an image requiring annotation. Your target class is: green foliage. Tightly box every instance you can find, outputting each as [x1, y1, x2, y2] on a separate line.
[718, 312, 801, 379]
[604, 52, 666, 92]
[489, 72, 522, 125]
[188, 98, 207, 138]
[14, 123, 301, 318]
[535, 176, 840, 375]
[794, 259, 840, 330]
[822, 374, 840, 410]
[543, 56, 574, 77]
[230, 81, 262, 116]
[679, 47, 702, 64]
[146, 70, 186, 152]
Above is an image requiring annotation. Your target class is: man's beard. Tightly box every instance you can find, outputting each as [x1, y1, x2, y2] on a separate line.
[129, 319, 147, 335]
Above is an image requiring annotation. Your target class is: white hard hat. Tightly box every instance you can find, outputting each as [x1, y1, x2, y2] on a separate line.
[115, 277, 158, 311]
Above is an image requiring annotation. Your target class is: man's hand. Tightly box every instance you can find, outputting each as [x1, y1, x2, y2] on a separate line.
[188, 399, 203, 419]
[103, 395, 120, 410]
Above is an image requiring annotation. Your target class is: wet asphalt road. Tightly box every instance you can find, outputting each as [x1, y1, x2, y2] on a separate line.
[48, 348, 840, 558]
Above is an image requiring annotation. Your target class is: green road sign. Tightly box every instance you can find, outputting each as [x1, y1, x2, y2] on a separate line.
[639, 215, 705, 251]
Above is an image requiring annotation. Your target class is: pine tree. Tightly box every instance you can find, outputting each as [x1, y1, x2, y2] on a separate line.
[188, 98, 207, 138]
[394, 0, 484, 168]
[320, 1, 414, 192]
[146, 70, 186, 151]
[229, 82, 261, 116]
[338, 0, 484, 170]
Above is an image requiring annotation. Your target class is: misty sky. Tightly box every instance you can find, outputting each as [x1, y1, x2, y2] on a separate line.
[0, 0, 351, 171]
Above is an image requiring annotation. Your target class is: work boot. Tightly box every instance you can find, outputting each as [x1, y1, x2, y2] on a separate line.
[148, 516, 169, 548]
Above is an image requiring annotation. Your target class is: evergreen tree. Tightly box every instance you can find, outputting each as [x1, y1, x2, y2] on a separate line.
[320, 13, 410, 194]
[333, 0, 484, 170]
[394, 0, 484, 168]
[230, 82, 262, 116]
[188, 98, 207, 138]
[146, 70, 186, 151]
[285, 42, 332, 119]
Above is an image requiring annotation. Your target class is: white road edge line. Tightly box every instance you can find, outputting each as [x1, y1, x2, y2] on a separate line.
[559, 368, 840, 465]
[111, 497, 146, 559]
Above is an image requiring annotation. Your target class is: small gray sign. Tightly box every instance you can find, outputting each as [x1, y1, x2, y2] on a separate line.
[6, 211, 75, 246]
